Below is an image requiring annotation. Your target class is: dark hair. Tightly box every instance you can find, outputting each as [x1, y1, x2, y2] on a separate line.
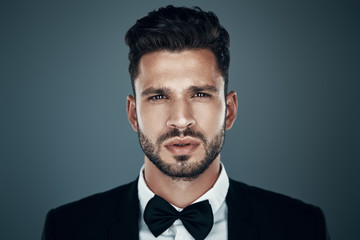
[125, 5, 230, 94]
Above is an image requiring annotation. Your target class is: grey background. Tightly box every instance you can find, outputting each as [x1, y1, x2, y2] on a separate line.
[1, 0, 359, 239]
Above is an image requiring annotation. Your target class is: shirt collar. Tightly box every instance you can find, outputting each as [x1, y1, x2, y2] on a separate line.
[137, 163, 229, 215]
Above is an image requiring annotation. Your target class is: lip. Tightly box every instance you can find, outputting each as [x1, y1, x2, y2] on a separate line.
[164, 137, 200, 155]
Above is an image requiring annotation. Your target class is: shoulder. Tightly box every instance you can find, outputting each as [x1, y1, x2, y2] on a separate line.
[229, 178, 320, 213]
[42, 179, 139, 239]
[228, 179, 329, 239]
[51, 179, 138, 217]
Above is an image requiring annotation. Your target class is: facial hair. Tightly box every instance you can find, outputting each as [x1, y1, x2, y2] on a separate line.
[138, 127, 225, 181]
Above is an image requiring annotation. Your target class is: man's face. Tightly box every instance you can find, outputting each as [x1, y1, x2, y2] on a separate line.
[127, 49, 237, 180]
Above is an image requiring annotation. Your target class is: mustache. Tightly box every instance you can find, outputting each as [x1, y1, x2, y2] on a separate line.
[156, 128, 207, 145]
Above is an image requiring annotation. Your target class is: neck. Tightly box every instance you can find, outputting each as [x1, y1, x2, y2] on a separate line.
[143, 155, 221, 209]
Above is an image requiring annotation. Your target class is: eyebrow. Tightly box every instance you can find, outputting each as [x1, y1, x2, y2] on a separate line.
[141, 87, 171, 97]
[187, 85, 219, 94]
[141, 85, 219, 97]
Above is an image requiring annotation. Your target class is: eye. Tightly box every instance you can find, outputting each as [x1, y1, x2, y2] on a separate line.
[193, 92, 211, 98]
[148, 95, 168, 101]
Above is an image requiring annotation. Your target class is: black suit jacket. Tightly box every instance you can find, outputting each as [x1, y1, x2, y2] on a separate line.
[42, 179, 330, 239]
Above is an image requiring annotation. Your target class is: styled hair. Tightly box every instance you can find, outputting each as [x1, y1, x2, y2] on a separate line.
[125, 5, 230, 94]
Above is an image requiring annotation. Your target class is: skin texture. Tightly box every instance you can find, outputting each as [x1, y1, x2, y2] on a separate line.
[127, 49, 238, 208]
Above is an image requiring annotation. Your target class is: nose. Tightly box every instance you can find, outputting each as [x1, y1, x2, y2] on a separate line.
[166, 99, 195, 130]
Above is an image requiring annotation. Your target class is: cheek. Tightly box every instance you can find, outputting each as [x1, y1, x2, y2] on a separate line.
[137, 104, 168, 135]
[193, 102, 225, 131]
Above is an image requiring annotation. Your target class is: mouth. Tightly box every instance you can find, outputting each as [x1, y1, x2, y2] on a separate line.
[164, 138, 200, 156]
[173, 143, 190, 147]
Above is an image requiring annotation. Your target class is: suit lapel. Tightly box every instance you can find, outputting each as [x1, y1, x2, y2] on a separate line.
[108, 179, 140, 240]
[226, 179, 258, 240]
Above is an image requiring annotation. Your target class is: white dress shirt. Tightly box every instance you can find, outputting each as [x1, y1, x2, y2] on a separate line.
[138, 163, 229, 240]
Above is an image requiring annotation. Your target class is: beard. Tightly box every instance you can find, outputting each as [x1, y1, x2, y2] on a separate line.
[138, 127, 225, 181]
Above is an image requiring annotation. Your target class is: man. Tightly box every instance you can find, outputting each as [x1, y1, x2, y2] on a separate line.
[42, 5, 330, 240]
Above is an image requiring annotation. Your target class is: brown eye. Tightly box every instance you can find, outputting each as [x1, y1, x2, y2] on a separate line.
[194, 92, 210, 98]
[149, 95, 168, 101]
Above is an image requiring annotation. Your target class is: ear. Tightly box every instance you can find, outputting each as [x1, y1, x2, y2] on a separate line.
[225, 91, 238, 130]
[126, 95, 138, 132]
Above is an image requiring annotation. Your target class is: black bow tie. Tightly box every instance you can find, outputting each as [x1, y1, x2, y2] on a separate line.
[144, 195, 214, 240]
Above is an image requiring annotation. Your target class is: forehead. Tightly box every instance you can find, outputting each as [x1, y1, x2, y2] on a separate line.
[134, 49, 224, 93]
